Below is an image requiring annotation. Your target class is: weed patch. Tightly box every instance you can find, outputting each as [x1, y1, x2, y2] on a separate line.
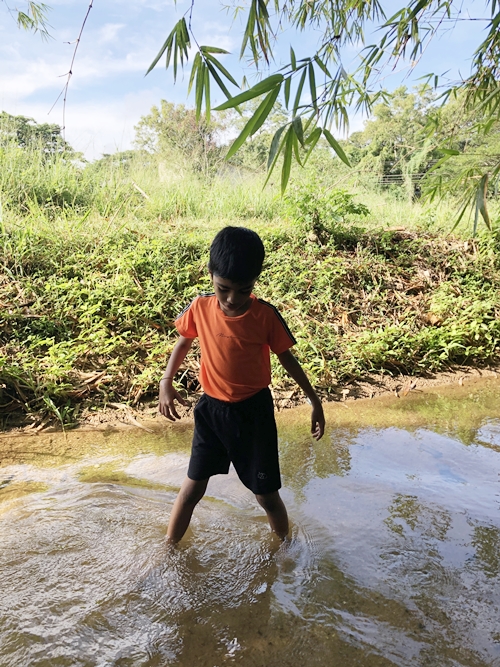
[1, 222, 499, 426]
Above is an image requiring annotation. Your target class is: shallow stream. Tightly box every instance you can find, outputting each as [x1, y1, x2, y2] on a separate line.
[1, 379, 500, 666]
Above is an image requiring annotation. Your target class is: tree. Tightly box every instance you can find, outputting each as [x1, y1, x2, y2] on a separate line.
[133, 101, 225, 176]
[345, 86, 443, 195]
[147, 0, 500, 228]
[0, 112, 74, 155]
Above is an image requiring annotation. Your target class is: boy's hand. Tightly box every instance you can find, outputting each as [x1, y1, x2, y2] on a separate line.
[158, 380, 187, 421]
[311, 400, 325, 440]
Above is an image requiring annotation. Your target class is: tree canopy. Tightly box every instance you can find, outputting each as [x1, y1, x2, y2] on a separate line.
[0, 112, 74, 155]
[146, 0, 500, 226]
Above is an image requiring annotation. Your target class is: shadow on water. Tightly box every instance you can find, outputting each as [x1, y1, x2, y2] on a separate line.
[1, 378, 500, 666]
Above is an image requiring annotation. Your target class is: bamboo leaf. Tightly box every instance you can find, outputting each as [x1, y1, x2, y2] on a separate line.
[195, 62, 205, 121]
[188, 53, 201, 95]
[475, 174, 491, 231]
[204, 52, 240, 88]
[309, 62, 317, 110]
[201, 46, 230, 55]
[250, 85, 282, 135]
[304, 126, 322, 163]
[204, 66, 211, 123]
[322, 128, 351, 166]
[146, 28, 175, 76]
[225, 87, 280, 160]
[241, 0, 257, 59]
[293, 67, 307, 116]
[264, 127, 289, 187]
[205, 61, 233, 102]
[267, 124, 288, 170]
[284, 76, 291, 108]
[281, 128, 294, 194]
[292, 131, 303, 166]
[314, 55, 332, 78]
[214, 74, 284, 110]
[290, 46, 297, 70]
[305, 126, 321, 145]
[292, 116, 305, 147]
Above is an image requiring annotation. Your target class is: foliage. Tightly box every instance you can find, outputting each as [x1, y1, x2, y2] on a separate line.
[0, 112, 74, 156]
[1, 214, 499, 426]
[133, 101, 225, 176]
[284, 185, 369, 240]
[346, 86, 441, 195]
[3, 0, 51, 38]
[148, 0, 500, 222]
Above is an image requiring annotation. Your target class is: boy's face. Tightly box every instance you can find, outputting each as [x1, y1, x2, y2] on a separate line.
[210, 273, 256, 317]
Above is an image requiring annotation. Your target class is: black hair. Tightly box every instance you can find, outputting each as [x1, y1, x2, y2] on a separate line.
[208, 226, 265, 283]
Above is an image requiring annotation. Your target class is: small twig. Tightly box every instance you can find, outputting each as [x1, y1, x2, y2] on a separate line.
[131, 181, 150, 200]
[48, 0, 94, 138]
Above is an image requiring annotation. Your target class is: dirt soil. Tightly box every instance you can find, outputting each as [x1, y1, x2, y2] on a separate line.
[3, 364, 499, 435]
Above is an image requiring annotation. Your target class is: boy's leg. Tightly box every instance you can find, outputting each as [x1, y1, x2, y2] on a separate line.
[167, 476, 209, 543]
[255, 491, 289, 539]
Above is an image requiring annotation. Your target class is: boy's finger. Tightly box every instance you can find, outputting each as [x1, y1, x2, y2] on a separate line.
[311, 420, 325, 441]
[169, 403, 181, 420]
[175, 391, 187, 406]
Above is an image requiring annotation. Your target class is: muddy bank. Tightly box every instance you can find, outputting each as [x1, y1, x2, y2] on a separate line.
[3, 364, 499, 435]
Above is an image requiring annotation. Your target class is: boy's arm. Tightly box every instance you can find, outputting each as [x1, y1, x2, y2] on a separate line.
[276, 349, 325, 441]
[158, 335, 194, 421]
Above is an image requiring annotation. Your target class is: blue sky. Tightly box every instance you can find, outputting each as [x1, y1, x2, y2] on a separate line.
[0, 0, 490, 160]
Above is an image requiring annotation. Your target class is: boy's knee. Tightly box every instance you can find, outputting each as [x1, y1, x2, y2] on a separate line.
[255, 491, 282, 513]
[179, 479, 207, 506]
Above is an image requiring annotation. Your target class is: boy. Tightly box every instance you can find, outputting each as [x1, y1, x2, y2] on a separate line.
[158, 226, 325, 543]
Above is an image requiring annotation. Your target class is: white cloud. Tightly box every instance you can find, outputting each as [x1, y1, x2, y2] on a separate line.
[98, 23, 126, 44]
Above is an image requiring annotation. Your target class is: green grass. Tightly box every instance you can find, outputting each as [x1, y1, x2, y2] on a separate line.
[1, 143, 500, 426]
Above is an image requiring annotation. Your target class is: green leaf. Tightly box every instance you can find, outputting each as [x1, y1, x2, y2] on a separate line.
[440, 148, 460, 156]
[290, 46, 297, 70]
[322, 128, 351, 166]
[214, 74, 284, 110]
[195, 62, 205, 121]
[204, 66, 211, 123]
[204, 52, 240, 88]
[201, 46, 230, 54]
[146, 28, 175, 76]
[475, 173, 491, 232]
[292, 116, 305, 147]
[281, 128, 294, 194]
[284, 76, 291, 108]
[205, 61, 235, 106]
[314, 55, 332, 78]
[304, 126, 322, 163]
[305, 126, 321, 145]
[309, 62, 317, 110]
[225, 86, 281, 160]
[292, 131, 303, 166]
[293, 67, 307, 116]
[188, 53, 201, 95]
[267, 124, 288, 170]
[250, 85, 282, 135]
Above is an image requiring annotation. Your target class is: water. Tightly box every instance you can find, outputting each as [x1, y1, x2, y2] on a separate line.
[1, 379, 500, 666]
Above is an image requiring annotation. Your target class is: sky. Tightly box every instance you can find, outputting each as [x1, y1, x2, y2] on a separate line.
[0, 0, 491, 161]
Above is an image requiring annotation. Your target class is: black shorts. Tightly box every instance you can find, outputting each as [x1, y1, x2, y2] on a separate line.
[188, 387, 281, 495]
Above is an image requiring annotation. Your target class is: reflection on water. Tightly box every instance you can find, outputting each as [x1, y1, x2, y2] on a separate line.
[1, 379, 500, 666]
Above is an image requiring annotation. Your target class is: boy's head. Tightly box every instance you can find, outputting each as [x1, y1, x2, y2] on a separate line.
[208, 226, 265, 317]
[208, 226, 265, 283]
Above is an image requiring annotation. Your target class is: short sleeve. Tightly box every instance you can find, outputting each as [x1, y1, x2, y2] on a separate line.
[268, 307, 296, 355]
[175, 299, 198, 338]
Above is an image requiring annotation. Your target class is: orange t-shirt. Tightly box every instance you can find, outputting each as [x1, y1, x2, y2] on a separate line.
[175, 294, 296, 402]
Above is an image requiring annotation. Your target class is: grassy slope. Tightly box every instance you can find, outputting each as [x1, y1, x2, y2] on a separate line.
[1, 147, 499, 426]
